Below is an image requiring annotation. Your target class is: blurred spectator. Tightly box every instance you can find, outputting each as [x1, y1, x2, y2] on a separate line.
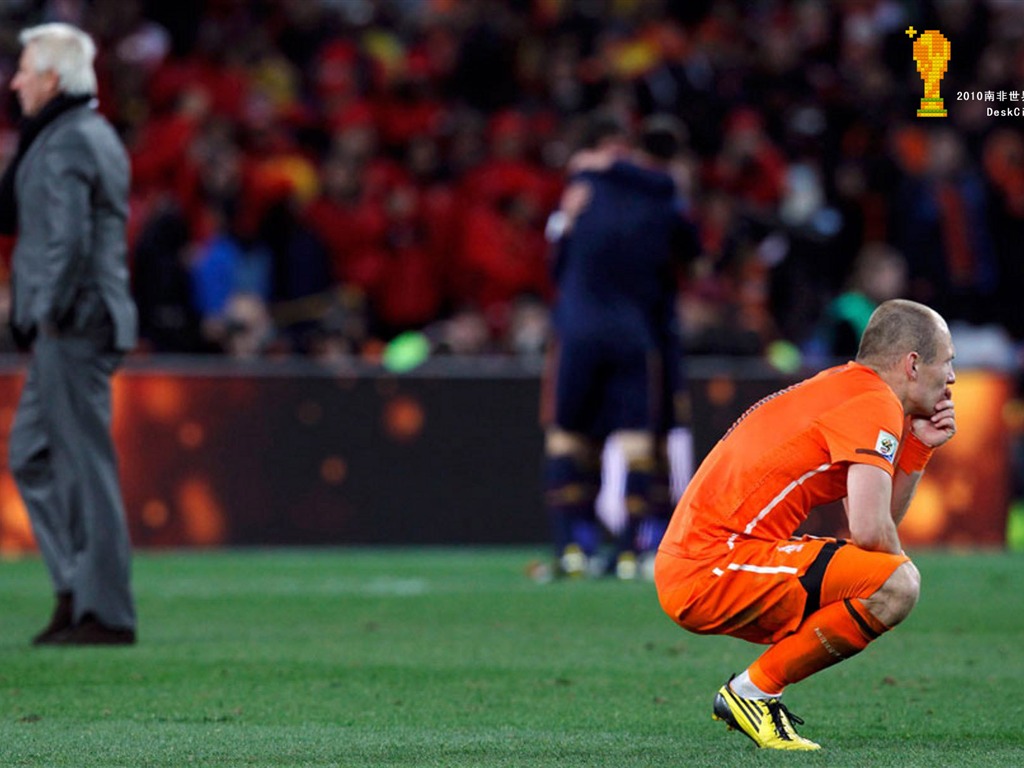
[132, 200, 205, 353]
[259, 196, 334, 350]
[187, 134, 275, 351]
[455, 183, 551, 341]
[431, 305, 492, 356]
[983, 129, 1024, 339]
[369, 183, 447, 337]
[506, 294, 549, 357]
[890, 126, 997, 324]
[706, 107, 785, 213]
[806, 243, 908, 361]
[129, 85, 210, 204]
[303, 149, 387, 293]
[222, 292, 275, 359]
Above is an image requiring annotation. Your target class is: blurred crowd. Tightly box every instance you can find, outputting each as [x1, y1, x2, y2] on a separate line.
[0, 0, 1023, 365]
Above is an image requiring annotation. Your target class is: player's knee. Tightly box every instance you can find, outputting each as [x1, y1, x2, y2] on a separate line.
[8, 439, 45, 484]
[545, 428, 595, 461]
[614, 430, 654, 462]
[869, 561, 920, 627]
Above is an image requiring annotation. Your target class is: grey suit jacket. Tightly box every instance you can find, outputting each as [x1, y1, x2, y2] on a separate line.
[11, 102, 137, 351]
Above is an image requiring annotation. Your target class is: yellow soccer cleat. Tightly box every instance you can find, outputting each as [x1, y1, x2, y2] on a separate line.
[712, 680, 821, 751]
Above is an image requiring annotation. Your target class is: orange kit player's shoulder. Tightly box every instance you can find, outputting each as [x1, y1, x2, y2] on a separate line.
[721, 362, 884, 448]
[809, 362, 905, 474]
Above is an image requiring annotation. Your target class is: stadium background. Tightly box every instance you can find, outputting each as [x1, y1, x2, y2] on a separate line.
[0, 0, 1020, 552]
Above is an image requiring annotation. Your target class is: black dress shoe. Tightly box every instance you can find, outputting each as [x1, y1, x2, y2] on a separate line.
[32, 592, 74, 645]
[48, 614, 136, 646]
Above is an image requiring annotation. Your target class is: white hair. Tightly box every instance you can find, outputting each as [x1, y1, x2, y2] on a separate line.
[19, 23, 97, 96]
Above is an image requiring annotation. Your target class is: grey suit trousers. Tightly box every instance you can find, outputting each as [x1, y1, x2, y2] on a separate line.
[8, 328, 135, 629]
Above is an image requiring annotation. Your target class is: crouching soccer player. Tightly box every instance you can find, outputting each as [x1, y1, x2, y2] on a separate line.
[654, 299, 957, 749]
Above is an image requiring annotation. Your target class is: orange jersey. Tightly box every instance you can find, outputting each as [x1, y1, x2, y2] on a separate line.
[660, 362, 905, 560]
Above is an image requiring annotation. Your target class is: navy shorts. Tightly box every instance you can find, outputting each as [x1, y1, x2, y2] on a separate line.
[548, 336, 662, 438]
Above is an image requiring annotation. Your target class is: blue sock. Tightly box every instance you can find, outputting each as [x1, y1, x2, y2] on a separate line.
[543, 454, 599, 557]
[616, 459, 654, 556]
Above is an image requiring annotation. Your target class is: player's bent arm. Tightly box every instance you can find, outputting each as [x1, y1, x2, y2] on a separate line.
[889, 405, 953, 527]
[890, 467, 923, 526]
[846, 463, 902, 554]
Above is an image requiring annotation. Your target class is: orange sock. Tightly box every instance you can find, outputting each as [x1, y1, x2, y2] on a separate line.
[748, 599, 890, 693]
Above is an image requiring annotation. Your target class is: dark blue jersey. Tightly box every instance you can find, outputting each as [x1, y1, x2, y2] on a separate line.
[552, 160, 694, 350]
[545, 159, 698, 436]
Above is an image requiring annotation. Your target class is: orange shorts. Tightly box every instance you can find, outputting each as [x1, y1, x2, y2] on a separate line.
[654, 536, 909, 645]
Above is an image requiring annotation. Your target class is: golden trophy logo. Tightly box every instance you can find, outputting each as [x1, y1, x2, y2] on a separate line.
[907, 27, 951, 117]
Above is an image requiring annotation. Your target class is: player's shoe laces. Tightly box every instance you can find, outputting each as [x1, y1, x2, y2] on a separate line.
[712, 678, 821, 751]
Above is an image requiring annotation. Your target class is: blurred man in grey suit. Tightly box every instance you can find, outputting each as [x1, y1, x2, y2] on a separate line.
[1, 23, 137, 645]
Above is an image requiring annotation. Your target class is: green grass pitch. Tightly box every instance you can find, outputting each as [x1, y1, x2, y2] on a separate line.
[1, 548, 1022, 767]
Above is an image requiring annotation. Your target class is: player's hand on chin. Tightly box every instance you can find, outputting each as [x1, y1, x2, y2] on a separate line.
[911, 394, 956, 449]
